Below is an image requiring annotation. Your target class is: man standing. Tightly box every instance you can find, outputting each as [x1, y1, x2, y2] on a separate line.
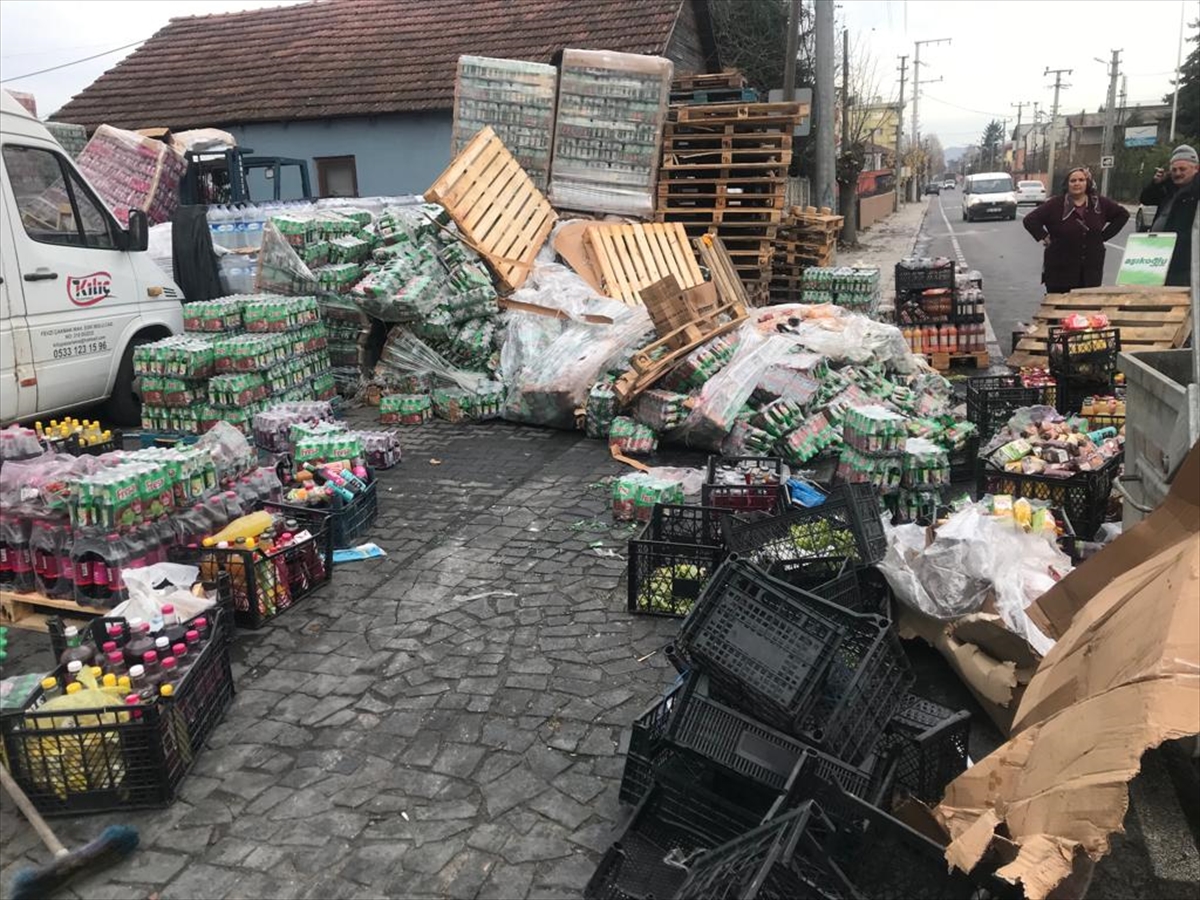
[1140, 145, 1199, 286]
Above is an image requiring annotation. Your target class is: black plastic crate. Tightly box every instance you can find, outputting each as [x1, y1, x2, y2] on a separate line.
[0, 611, 234, 816]
[966, 375, 1059, 441]
[628, 525, 724, 618]
[722, 485, 886, 568]
[271, 475, 378, 549]
[585, 767, 768, 900]
[674, 802, 857, 900]
[703, 455, 787, 513]
[895, 259, 955, 293]
[805, 777, 1023, 900]
[879, 693, 971, 805]
[766, 556, 849, 592]
[170, 507, 333, 629]
[48, 429, 122, 457]
[1047, 326, 1121, 384]
[647, 503, 728, 548]
[948, 435, 979, 483]
[977, 453, 1121, 541]
[1055, 379, 1124, 420]
[768, 559, 889, 617]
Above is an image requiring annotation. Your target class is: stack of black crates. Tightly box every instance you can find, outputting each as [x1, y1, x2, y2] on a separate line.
[598, 455, 997, 900]
[893, 258, 990, 371]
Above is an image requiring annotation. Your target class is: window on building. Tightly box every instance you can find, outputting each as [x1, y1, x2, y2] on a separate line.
[2, 145, 116, 248]
[315, 155, 359, 198]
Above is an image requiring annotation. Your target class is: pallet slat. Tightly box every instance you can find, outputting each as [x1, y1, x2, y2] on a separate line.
[0, 589, 99, 632]
[585, 222, 704, 305]
[425, 126, 556, 292]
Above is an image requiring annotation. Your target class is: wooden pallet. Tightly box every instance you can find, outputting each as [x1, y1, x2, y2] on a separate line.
[929, 350, 990, 372]
[663, 131, 792, 149]
[695, 233, 753, 310]
[585, 222, 705, 305]
[1007, 286, 1192, 368]
[612, 307, 749, 403]
[425, 125, 556, 292]
[0, 589, 98, 632]
[670, 87, 760, 105]
[671, 102, 809, 125]
[671, 70, 749, 92]
[657, 208, 783, 226]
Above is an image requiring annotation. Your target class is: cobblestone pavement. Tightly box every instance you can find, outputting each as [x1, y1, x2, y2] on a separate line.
[1, 415, 687, 900]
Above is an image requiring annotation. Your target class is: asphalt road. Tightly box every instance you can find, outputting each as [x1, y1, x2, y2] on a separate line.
[917, 190, 1138, 358]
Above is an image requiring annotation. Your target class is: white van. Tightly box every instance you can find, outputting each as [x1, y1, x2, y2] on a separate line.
[1, 89, 184, 426]
[961, 172, 1018, 223]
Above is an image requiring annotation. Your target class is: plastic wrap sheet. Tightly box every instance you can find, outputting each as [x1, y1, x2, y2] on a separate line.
[256, 220, 318, 295]
[752, 303, 916, 374]
[502, 303, 654, 430]
[453, 55, 557, 192]
[377, 327, 489, 394]
[549, 49, 672, 217]
[879, 502, 1066, 656]
[76, 124, 187, 226]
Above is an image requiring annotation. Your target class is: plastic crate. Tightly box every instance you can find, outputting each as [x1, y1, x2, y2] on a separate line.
[1055, 379, 1124, 420]
[804, 777, 1023, 900]
[766, 556, 849, 592]
[0, 611, 234, 815]
[879, 694, 971, 805]
[647, 503, 728, 548]
[721, 484, 886, 567]
[585, 767, 768, 900]
[621, 672, 883, 809]
[1047, 326, 1121, 384]
[48, 430, 122, 457]
[894, 259, 955, 293]
[703, 455, 787, 513]
[628, 524, 724, 619]
[774, 561, 891, 617]
[966, 375, 1058, 441]
[674, 802, 857, 900]
[977, 452, 1121, 541]
[272, 476, 378, 548]
[170, 507, 333, 629]
[948, 436, 979, 483]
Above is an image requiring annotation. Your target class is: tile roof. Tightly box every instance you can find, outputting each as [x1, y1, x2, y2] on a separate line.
[51, 0, 692, 130]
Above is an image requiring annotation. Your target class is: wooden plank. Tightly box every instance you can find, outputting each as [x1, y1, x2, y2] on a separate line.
[424, 126, 556, 291]
[0, 589, 98, 633]
[584, 222, 703, 305]
[587, 227, 632, 305]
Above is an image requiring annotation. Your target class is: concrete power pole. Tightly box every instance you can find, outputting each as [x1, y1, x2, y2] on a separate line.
[840, 27, 858, 244]
[815, 0, 836, 211]
[911, 37, 950, 200]
[895, 55, 907, 211]
[1044, 67, 1072, 188]
[783, 0, 800, 100]
[1100, 49, 1122, 196]
[1011, 101, 1029, 177]
[1171, 1, 1184, 140]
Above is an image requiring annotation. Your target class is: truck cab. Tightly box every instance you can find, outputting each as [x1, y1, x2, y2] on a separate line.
[1, 89, 184, 425]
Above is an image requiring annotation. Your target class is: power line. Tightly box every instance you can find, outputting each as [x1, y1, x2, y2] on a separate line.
[920, 93, 1008, 119]
[0, 38, 147, 83]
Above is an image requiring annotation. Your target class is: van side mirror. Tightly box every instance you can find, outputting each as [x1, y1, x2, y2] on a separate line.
[126, 209, 149, 252]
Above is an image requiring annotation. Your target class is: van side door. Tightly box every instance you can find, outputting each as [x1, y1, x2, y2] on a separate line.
[0, 212, 38, 421]
[0, 142, 138, 414]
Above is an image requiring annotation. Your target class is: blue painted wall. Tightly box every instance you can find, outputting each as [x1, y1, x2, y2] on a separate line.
[225, 112, 453, 200]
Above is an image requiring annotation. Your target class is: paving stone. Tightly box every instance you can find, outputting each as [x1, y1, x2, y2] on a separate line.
[538, 851, 598, 888]
[553, 769, 609, 804]
[403, 835, 468, 874]
[480, 718, 539, 753]
[529, 788, 594, 830]
[478, 861, 536, 900]
[481, 765, 549, 817]
[577, 726, 619, 757]
[162, 863, 243, 899]
[501, 821, 575, 865]
[467, 821, 513, 854]
[474, 751, 523, 784]
[431, 742, 488, 778]
[543, 718, 590, 752]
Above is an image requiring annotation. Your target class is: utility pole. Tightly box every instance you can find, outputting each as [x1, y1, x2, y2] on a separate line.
[841, 28, 851, 155]
[1099, 49, 1121, 196]
[814, 0, 836, 211]
[895, 54, 907, 210]
[783, 0, 800, 100]
[911, 36, 950, 199]
[840, 26, 858, 244]
[1011, 101, 1029, 176]
[1044, 67, 1072, 188]
[1170, 1, 1184, 140]
[1001, 117, 1009, 171]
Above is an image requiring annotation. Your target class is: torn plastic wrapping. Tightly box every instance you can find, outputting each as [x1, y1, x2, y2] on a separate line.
[549, 49, 672, 217]
[255, 220, 318, 295]
[76, 124, 187, 226]
[0, 452, 101, 512]
[377, 327, 490, 394]
[502, 301, 654, 430]
[879, 502, 1065, 656]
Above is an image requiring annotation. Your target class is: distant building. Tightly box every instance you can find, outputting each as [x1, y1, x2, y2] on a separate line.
[1065, 104, 1173, 170]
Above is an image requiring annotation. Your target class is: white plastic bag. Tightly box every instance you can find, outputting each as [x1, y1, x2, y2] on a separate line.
[109, 563, 214, 623]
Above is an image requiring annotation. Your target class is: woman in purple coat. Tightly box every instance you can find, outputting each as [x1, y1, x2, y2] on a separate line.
[1022, 167, 1130, 293]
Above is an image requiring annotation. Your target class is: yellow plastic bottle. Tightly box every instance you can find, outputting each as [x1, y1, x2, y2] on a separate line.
[1013, 497, 1033, 531]
[207, 510, 273, 545]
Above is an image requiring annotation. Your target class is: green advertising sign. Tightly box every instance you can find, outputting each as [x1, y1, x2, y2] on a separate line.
[1116, 233, 1177, 286]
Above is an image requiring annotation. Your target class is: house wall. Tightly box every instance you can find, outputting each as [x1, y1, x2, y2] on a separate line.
[665, 0, 709, 75]
[225, 112, 454, 200]
[859, 191, 895, 230]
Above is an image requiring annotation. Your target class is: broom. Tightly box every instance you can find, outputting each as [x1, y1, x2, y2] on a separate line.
[1, 763, 139, 900]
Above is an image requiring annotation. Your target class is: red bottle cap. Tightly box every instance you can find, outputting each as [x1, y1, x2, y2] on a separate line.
[162, 604, 174, 615]
[185, 630, 200, 643]
[142, 650, 158, 665]
[107, 650, 123, 665]
[102, 641, 118, 653]
[162, 657, 177, 670]
[173, 643, 187, 656]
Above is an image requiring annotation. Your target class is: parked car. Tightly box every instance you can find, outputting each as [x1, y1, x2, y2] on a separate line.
[961, 172, 1017, 222]
[942, 179, 956, 190]
[924, 182, 941, 195]
[1015, 180, 1048, 206]
[1135, 204, 1157, 232]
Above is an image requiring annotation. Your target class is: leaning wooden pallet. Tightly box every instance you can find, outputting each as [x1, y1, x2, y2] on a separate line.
[0, 588, 96, 633]
[694, 233, 752, 311]
[585, 221, 705, 306]
[1008, 286, 1192, 368]
[425, 126, 556, 292]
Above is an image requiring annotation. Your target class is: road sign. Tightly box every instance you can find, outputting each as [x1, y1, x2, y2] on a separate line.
[1100, 155, 1115, 168]
[1124, 125, 1157, 148]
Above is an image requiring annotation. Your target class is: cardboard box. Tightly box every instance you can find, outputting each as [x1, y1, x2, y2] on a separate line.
[934, 440, 1200, 900]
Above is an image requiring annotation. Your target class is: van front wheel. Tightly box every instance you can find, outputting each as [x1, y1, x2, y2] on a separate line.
[104, 340, 145, 427]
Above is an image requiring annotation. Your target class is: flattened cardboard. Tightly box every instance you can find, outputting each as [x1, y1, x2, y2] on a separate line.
[552, 221, 606, 294]
[935, 440, 1200, 900]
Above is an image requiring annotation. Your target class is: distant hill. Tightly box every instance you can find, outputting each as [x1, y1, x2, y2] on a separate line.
[945, 146, 968, 163]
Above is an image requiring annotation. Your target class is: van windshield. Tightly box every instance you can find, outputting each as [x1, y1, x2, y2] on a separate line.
[971, 178, 1013, 193]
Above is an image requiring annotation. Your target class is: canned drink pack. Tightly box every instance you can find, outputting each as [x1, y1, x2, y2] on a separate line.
[380, 393, 432, 426]
[608, 416, 658, 456]
[842, 405, 907, 455]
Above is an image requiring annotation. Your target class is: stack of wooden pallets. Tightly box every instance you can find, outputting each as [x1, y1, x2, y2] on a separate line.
[668, 71, 758, 105]
[769, 206, 844, 303]
[655, 89, 807, 305]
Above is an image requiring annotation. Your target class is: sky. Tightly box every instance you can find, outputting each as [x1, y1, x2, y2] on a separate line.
[840, 0, 1189, 152]
[0, 0, 1189, 141]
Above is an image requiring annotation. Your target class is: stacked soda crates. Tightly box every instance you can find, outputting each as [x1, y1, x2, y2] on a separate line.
[598, 483, 989, 899]
[1047, 324, 1123, 419]
[894, 259, 988, 358]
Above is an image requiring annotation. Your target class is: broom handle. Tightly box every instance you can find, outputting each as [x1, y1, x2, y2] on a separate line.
[0, 764, 68, 858]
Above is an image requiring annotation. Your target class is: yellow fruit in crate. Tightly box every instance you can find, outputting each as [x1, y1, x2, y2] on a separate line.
[638, 563, 707, 613]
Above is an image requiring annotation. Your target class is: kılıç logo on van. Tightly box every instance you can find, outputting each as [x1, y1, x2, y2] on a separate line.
[67, 271, 113, 306]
